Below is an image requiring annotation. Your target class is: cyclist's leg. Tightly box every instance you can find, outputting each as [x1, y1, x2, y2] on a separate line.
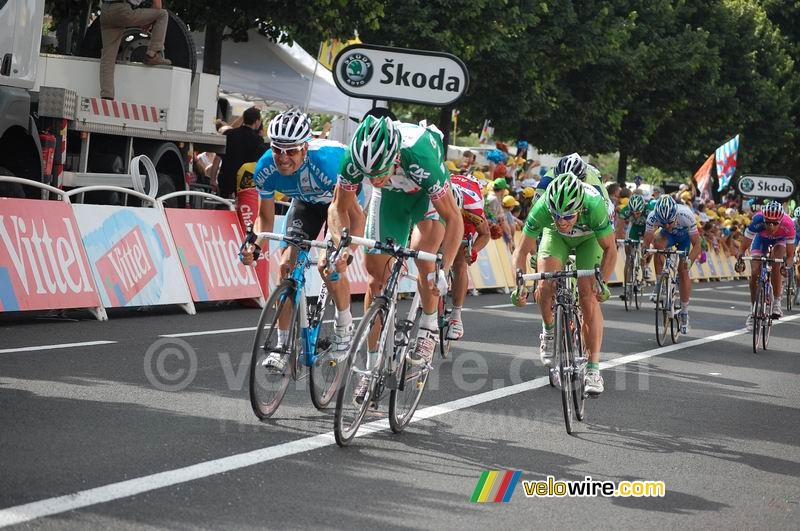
[674, 234, 692, 332]
[409, 197, 445, 363]
[749, 235, 767, 304]
[652, 229, 668, 275]
[575, 236, 604, 364]
[448, 239, 469, 339]
[770, 242, 786, 315]
[536, 228, 567, 365]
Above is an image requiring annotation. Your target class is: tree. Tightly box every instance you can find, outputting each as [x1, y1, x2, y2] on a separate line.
[168, 0, 385, 74]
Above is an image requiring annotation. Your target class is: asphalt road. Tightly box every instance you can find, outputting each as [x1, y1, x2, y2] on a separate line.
[1, 280, 798, 530]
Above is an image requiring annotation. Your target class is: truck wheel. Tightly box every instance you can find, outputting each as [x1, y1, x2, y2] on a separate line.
[157, 172, 179, 208]
[0, 166, 25, 198]
[78, 10, 196, 79]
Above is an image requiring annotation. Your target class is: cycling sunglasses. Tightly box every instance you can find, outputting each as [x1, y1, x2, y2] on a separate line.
[551, 210, 578, 221]
[765, 220, 780, 226]
[271, 144, 304, 156]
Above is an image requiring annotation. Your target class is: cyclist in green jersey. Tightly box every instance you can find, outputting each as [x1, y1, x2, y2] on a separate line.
[534, 153, 613, 218]
[616, 193, 653, 293]
[511, 172, 617, 395]
[329, 115, 463, 371]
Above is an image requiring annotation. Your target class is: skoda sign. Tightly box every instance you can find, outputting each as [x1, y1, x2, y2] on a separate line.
[736, 175, 795, 199]
[332, 44, 469, 106]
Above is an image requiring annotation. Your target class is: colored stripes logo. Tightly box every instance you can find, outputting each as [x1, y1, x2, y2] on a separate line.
[470, 470, 522, 502]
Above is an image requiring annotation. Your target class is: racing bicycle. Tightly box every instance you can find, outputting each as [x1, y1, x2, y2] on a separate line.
[334, 236, 441, 447]
[742, 253, 783, 353]
[617, 238, 645, 311]
[516, 267, 606, 435]
[647, 248, 686, 346]
[246, 229, 347, 419]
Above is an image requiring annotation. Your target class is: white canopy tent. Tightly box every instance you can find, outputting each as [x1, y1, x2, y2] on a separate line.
[193, 30, 373, 140]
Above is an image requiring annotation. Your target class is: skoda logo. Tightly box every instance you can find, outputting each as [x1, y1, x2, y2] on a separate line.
[341, 53, 373, 87]
[739, 177, 754, 193]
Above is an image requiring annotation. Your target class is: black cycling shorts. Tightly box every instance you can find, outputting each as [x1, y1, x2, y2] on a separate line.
[284, 199, 329, 241]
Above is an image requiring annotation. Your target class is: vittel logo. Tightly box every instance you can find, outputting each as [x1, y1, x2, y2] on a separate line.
[0, 215, 95, 296]
[185, 223, 256, 288]
[97, 226, 156, 301]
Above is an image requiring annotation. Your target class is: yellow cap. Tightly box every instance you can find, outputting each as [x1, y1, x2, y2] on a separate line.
[473, 170, 485, 181]
[680, 191, 692, 201]
[522, 187, 535, 198]
[446, 160, 458, 172]
[503, 196, 519, 208]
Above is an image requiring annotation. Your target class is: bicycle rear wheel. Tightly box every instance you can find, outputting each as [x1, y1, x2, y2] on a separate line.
[389, 308, 430, 433]
[309, 290, 341, 410]
[654, 277, 670, 346]
[623, 257, 632, 311]
[249, 281, 297, 420]
[334, 299, 387, 447]
[555, 306, 575, 434]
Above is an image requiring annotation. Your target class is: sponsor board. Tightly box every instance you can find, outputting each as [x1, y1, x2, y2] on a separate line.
[164, 209, 262, 302]
[72, 204, 191, 308]
[0, 198, 101, 312]
[332, 44, 469, 106]
[737, 175, 795, 199]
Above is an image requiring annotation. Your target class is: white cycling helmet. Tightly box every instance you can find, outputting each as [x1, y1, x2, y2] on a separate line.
[654, 195, 677, 224]
[450, 183, 464, 210]
[793, 206, 800, 219]
[555, 153, 587, 180]
[268, 110, 311, 146]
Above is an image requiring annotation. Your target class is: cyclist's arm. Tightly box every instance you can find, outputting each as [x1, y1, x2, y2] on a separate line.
[786, 242, 796, 267]
[253, 196, 275, 248]
[687, 232, 702, 263]
[328, 183, 362, 245]
[597, 232, 618, 281]
[513, 233, 538, 272]
[433, 191, 464, 271]
[737, 235, 753, 258]
[473, 217, 490, 253]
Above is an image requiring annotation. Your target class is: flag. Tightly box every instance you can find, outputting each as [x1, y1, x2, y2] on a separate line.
[715, 134, 739, 191]
[693, 153, 715, 202]
[318, 35, 361, 70]
[478, 120, 494, 144]
[451, 109, 460, 121]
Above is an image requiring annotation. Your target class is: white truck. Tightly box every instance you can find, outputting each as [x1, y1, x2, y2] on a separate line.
[0, 0, 225, 202]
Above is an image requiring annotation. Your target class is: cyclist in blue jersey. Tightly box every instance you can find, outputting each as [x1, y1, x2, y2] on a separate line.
[241, 110, 365, 371]
[642, 195, 701, 334]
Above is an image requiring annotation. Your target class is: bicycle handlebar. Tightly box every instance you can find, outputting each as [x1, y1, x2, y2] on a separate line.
[255, 231, 329, 250]
[645, 249, 687, 256]
[348, 235, 441, 263]
[616, 239, 641, 245]
[518, 268, 601, 283]
[742, 256, 784, 264]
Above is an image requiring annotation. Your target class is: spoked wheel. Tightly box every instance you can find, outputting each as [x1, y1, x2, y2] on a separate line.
[308, 291, 342, 410]
[752, 289, 763, 354]
[623, 260, 632, 312]
[654, 277, 670, 346]
[570, 310, 586, 422]
[334, 300, 387, 447]
[555, 306, 575, 435]
[634, 262, 643, 310]
[249, 281, 297, 420]
[786, 277, 794, 312]
[670, 285, 679, 344]
[438, 296, 452, 359]
[763, 286, 772, 350]
[389, 309, 430, 433]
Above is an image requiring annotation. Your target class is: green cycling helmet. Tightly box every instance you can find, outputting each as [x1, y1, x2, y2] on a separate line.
[350, 115, 401, 177]
[546, 172, 585, 215]
[629, 194, 646, 212]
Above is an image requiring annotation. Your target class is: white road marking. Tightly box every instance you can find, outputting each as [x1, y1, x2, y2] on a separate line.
[0, 341, 116, 354]
[162, 327, 256, 338]
[2, 313, 798, 527]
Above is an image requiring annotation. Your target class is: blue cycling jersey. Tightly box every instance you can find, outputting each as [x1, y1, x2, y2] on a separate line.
[253, 139, 344, 204]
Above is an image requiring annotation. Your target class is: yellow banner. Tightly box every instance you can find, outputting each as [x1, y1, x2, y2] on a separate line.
[318, 37, 361, 70]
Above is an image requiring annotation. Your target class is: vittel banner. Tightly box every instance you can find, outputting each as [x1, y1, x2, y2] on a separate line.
[0, 199, 102, 312]
[71, 204, 192, 308]
[332, 44, 469, 106]
[164, 209, 262, 302]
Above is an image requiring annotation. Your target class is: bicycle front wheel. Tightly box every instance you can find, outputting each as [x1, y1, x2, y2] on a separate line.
[669, 284, 679, 344]
[623, 257, 632, 311]
[752, 287, 763, 354]
[654, 277, 670, 346]
[389, 309, 431, 434]
[309, 291, 341, 410]
[249, 281, 297, 420]
[570, 309, 586, 422]
[633, 259, 642, 310]
[555, 306, 575, 434]
[438, 296, 451, 359]
[334, 299, 387, 447]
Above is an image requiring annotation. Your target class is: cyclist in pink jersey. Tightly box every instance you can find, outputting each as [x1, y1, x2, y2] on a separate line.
[735, 201, 796, 324]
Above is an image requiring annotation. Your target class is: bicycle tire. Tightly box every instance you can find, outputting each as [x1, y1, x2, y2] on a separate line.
[670, 282, 679, 344]
[763, 283, 772, 350]
[654, 276, 670, 346]
[309, 291, 342, 410]
[752, 285, 763, 354]
[623, 256, 632, 311]
[438, 296, 451, 359]
[634, 256, 642, 310]
[786, 275, 794, 312]
[571, 309, 586, 422]
[248, 281, 297, 420]
[389, 308, 430, 433]
[334, 299, 387, 447]
[555, 305, 575, 435]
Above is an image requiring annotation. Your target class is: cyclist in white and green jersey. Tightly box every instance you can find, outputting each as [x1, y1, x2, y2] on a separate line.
[616, 193, 654, 293]
[511, 172, 617, 395]
[329, 115, 463, 372]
